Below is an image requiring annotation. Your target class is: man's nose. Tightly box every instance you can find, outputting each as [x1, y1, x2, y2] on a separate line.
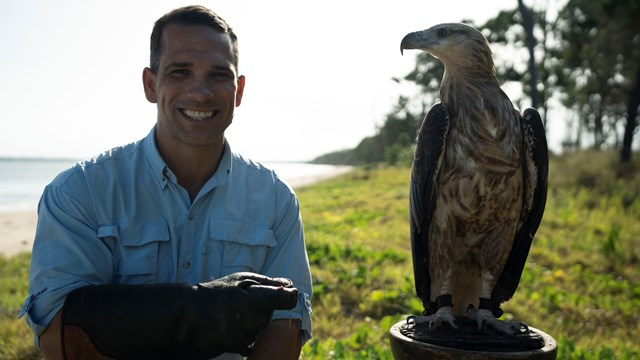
[187, 76, 214, 99]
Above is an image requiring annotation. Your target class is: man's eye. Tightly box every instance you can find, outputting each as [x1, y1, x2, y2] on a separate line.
[211, 71, 232, 79]
[167, 69, 190, 77]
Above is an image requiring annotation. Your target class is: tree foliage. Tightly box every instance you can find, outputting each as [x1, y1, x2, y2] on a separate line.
[312, 0, 639, 165]
[554, 0, 640, 160]
[480, 5, 554, 124]
[312, 95, 426, 166]
[312, 47, 444, 166]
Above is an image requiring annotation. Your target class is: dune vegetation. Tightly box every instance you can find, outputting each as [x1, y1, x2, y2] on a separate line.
[1, 150, 639, 359]
[297, 150, 640, 359]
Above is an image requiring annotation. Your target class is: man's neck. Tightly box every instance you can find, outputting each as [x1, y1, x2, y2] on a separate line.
[158, 138, 225, 202]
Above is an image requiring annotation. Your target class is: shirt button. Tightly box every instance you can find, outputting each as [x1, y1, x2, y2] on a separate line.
[182, 260, 191, 269]
[188, 214, 194, 220]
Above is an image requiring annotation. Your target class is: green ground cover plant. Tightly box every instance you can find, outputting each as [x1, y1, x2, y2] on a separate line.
[0, 253, 39, 359]
[1, 151, 639, 359]
[297, 150, 640, 359]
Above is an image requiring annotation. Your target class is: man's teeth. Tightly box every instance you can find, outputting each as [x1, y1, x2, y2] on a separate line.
[183, 109, 214, 120]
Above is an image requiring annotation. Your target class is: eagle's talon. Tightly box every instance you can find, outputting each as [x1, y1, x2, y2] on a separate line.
[467, 304, 478, 322]
[428, 320, 438, 334]
[466, 304, 475, 315]
[474, 309, 534, 335]
[410, 306, 457, 333]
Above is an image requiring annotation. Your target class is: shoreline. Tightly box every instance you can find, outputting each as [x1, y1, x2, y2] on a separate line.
[0, 166, 353, 257]
[0, 210, 38, 257]
[285, 165, 353, 189]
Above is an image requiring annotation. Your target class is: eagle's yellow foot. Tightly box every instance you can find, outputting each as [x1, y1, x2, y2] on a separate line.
[467, 306, 529, 335]
[408, 306, 459, 332]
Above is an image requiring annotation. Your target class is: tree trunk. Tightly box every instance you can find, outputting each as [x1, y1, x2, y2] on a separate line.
[621, 65, 640, 163]
[594, 103, 604, 149]
[517, 0, 539, 110]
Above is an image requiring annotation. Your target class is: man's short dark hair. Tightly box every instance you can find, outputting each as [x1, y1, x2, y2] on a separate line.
[149, 5, 239, 73]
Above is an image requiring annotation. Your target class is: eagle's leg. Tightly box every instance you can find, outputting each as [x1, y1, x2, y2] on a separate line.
[410, 299, 458, 332]
[467, 271, 529, 335]
[410, 273, 458, 332]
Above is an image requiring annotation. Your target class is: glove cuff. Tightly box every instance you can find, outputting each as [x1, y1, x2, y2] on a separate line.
[61, 286, 112, 359]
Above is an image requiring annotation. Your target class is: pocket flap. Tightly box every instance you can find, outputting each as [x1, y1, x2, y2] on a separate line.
[98, 219, 170, 247]
[209, 220, 276, 247]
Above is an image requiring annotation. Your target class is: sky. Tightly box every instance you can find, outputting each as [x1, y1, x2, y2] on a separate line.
[0, 0, 564, 162]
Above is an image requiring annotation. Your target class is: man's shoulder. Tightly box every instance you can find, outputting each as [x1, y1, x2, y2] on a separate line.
[231, 153, 282, 184]
[51, 139, 147, 188]
[79, 139, 146, 169]
[231, 152, 269, 174]
[229, 152, 295, 193]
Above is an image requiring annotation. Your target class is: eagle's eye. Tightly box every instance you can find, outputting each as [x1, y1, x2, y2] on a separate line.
[437, 28, 448, 38]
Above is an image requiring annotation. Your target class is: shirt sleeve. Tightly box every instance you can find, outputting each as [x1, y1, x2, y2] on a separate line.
[19, 168, 115, 343]
[262, 184, 313, 342]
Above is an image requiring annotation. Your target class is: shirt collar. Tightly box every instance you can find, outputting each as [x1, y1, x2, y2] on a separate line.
[201, 139, 232, 192]
[143, 126, 171, 189]
[143, 126, 233, 190]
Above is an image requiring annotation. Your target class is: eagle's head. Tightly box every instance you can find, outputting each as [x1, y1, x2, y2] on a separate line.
[400, 23, 495, 79]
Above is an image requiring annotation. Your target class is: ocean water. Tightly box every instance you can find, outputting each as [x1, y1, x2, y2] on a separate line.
[0, 159, 76, 212]
[0, 158, 342, 213]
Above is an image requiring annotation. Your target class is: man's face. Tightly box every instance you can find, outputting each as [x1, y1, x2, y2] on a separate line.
[143, 24, 245, 150]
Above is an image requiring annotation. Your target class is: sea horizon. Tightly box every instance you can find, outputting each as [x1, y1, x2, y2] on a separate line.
[0, 158, 345, 213]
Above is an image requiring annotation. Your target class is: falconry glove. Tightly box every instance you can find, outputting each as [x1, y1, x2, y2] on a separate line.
[60, 272, 298, 360]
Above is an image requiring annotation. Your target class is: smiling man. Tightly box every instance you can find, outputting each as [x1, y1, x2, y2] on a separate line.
[21, 6, 312, 359]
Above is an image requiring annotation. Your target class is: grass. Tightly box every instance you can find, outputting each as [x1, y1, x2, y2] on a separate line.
[1, 150, 639, 359]
[0, 253, 40, 359]
[297, 150, 640, 359]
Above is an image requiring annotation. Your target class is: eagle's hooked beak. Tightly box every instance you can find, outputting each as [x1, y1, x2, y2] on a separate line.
[401, 30, 438, 55]
[400, 31, 423, 55]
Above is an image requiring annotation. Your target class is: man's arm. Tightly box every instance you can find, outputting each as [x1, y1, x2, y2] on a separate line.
[40, 309, 302, 360]
[40, 310, 113, 360]
[40, 311, 62, 359]
[263, 187, 313, 343]
[42, 314, 303, 360]
[37, 274, 298, 359]
[249, 319, 302, 360]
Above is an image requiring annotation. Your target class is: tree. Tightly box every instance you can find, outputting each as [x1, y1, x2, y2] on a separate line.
[517, 0, 540, 111]
[400, 52, 445, 102]
[314, 0, 640, 165]
[555, 0, 640, 160]
[480, 3, 555, 127]
[313, 95, 424, 165]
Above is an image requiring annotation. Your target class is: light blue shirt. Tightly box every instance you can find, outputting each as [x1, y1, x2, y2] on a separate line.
[20, 127, 313, 349]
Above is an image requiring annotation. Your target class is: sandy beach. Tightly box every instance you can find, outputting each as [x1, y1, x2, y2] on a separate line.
[0, 210, 38, 257]
[0, 166, 352, 258]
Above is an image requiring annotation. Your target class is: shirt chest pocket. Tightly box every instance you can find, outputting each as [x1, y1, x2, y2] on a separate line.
[98, 219, 170, 283]
[209, 220, 276, 274]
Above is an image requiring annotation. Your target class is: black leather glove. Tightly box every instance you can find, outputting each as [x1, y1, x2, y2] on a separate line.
[61, 272, 298, 360]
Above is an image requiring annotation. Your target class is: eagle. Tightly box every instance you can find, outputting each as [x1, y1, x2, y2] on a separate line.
[400, 23, 548, 335]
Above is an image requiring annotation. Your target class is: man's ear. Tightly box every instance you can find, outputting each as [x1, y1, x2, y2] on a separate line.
[142, 68, 157, 103]
[235, 75, 246, 107]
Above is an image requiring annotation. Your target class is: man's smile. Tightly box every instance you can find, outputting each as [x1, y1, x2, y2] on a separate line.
[180, 108, 219, 121]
